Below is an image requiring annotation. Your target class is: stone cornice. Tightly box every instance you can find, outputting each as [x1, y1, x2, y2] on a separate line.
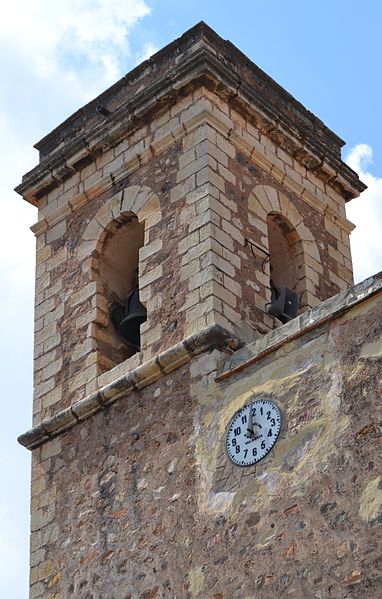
[28, 107, 356, 237]
[16, 22, 365, 205]
[18, 324, 241, 450]
[18, 273, 382, 451]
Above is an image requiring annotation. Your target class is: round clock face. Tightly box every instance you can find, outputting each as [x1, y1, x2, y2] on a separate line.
[226, 399, 281, 466]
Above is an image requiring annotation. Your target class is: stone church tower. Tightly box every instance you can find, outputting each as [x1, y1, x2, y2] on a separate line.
[17, 23, 382, 598]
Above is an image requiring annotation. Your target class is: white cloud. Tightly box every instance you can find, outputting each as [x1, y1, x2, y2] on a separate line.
[0, 0, 153, 144]
[0, 0, 154, 296]
[135, 41, 159, 65]
[0, 0, 151, 84]
[345, 144, 382, 282]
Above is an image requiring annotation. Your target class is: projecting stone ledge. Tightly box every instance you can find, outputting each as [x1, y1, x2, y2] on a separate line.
[18, 272, 382, 450]
[216, 271, 382, 381]
[18, 324, 242, 450]
[16, 22, 365, 205]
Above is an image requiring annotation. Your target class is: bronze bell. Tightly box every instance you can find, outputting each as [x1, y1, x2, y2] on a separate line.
[110, 288, 147, 350]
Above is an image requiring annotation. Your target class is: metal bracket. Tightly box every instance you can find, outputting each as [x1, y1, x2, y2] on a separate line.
[245, 238, 270, 273]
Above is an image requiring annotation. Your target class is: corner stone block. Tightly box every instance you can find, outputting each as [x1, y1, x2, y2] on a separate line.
[43, 333, 61, 354]
[178, 231, 200, 256]
[181, 238, 212, 266]
[35, 321, 57, 345]
[70, 281, 97, 307]
[200, 252, 235, 278]
[179, 289, 200, 312]
[140, 322, 162, 348]
[209, 311, 233, 333]
[211, 281, 237, 308]
[31, 505, 56, 532]
[139, 264, 163, 289]
[144, 210, 161, 231]
[76, 240, 98, 263]
[68, 364, 98, 394]
[185, 183, 210, 206]
[324, 215, 342, 240]
[185, 299, 211, 323]
[36, 246, 52, 266]
[304, 265, 320, 287]
[182, 123, 210, 152]
[337, 262, 353, 285]
[46, 220, 67, 244]
[41, 385, 63, 410]
[180, 258, 201, 282]
[170, 174, 196, 203]
[304, 253, 324, 275]
[188, 265, 223, 291]
[139, 238, 163, 261]
[35, 273, 51, 294]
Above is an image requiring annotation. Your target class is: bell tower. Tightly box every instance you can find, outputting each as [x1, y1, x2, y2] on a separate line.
[17, 23, 382, 599]
[17, 23, 364, 427]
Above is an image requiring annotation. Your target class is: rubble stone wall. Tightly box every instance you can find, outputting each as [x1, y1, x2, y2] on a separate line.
[28, 286, 382, 599]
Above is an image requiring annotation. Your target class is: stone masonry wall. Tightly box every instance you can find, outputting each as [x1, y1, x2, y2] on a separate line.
[28, 286, 382, 598]
[31, 89, 355, 427]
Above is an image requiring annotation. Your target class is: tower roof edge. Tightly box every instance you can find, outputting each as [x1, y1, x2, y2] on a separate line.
[16, 22, 366, 203]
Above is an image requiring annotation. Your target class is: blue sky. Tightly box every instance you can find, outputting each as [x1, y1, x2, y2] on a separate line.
[1, 1, 381, 597]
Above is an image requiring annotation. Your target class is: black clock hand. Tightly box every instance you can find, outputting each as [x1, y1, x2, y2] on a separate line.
[247, 406, 254, 437]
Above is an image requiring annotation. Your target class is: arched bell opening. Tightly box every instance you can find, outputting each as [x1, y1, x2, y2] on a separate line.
[266, 213, 302, 325]
[96, 213, 146, 371]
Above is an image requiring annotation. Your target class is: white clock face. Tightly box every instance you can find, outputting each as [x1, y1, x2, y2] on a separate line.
[226, 399, 281, 466]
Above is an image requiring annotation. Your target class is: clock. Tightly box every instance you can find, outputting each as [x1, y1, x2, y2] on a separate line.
[226, 398, 281, 466]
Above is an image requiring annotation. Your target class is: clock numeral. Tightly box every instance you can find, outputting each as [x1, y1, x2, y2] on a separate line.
[270, 418, 275, 426]
[252, 407, 256, 416]
[252, 447, 257, 457]
[241, 415, 247, 424]
[260, 407, 263, 416]
[244, 449, 248, 458]
[232, 438, 237, 446]
[267, 428, 273, 437]
[234, 426, 241, 436]
[235, 445, 241, 454]
[267, 410, 271, 420]
[261, 440, 266, 450]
